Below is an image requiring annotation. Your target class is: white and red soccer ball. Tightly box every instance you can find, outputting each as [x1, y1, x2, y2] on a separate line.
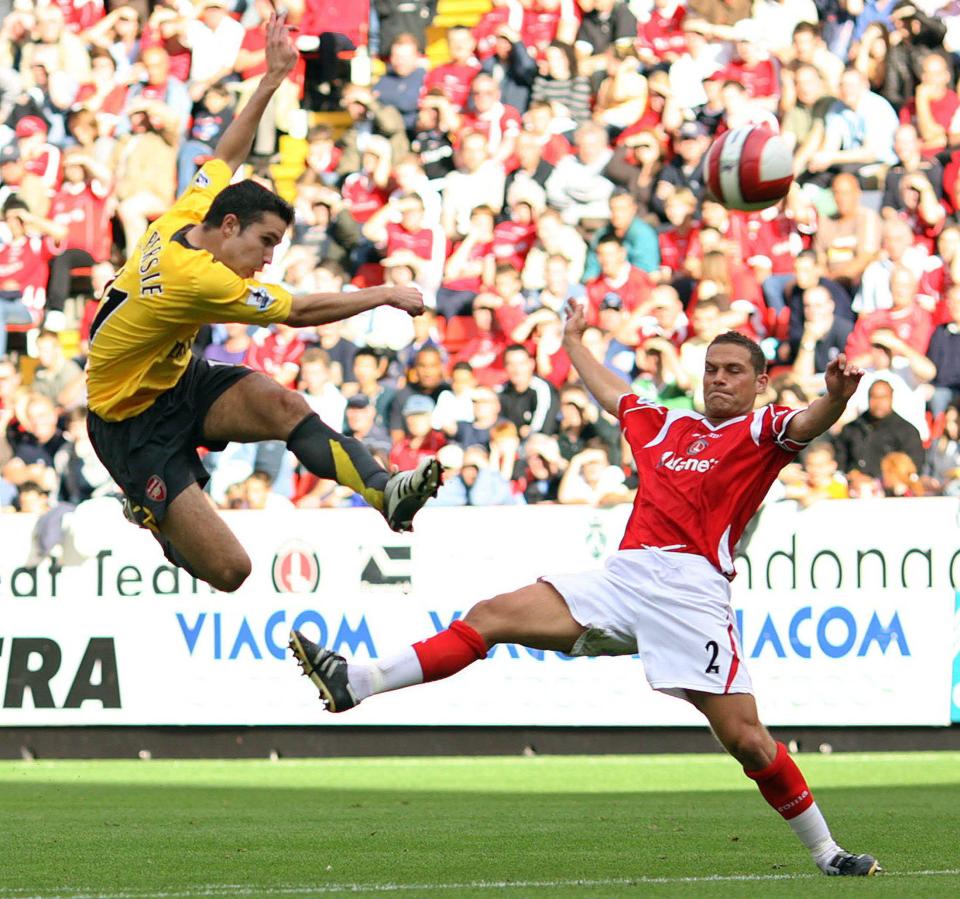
[703, 125, 794, 212]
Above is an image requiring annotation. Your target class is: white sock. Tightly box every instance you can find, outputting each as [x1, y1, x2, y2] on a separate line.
[347, 647, 424, 701]
[788, 803, 840, 868]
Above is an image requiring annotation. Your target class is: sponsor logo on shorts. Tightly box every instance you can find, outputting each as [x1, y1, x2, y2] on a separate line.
[686, 438, 710, 455]
[194, 170, 211, 188]
[145, 475, 167, 502]
[658, 450, 719, 473]
[246, 286, 275, 311]
[272, 542, 321, 593]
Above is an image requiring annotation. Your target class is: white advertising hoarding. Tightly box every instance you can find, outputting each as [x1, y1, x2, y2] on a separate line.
[0, 499, 956, 726]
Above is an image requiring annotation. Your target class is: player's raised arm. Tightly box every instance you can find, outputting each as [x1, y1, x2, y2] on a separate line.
[214, 13, 298, 173]
[562, 300, 632, 416]
[285, 285, 425, 327]
[784, 354, 864, 444]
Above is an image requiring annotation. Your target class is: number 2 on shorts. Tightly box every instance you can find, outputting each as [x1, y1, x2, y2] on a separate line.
[704, 640, 720, 674]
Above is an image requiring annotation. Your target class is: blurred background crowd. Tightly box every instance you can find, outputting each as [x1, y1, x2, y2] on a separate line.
[1, 0, 959, 520]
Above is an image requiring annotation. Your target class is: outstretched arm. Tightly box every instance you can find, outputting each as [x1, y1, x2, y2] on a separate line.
[785, 354, 864, 444]
[214, 13, 298, 173]
[562, 300, 632, 417]
[285, 285, 425, 327]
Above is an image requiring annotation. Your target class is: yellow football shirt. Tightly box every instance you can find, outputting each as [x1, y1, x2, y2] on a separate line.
[86, 159, 293, 421]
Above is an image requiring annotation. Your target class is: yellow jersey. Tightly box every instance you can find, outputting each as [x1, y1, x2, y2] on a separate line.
[86, 159, 293, 421]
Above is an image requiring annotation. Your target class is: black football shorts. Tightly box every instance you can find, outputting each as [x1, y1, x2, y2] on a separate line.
[87, 356, 253, 530]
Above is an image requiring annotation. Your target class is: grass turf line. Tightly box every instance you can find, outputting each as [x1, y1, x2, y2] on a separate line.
[0, 754, 958, 898]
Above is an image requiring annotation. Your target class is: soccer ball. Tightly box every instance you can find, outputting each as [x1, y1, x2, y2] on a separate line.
[703, 125, 794, 212]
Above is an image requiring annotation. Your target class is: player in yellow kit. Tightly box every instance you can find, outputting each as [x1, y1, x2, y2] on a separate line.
[85, 14, 440, 591]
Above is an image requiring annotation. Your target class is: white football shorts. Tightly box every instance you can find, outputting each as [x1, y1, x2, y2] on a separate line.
[542, 547, 753, 698]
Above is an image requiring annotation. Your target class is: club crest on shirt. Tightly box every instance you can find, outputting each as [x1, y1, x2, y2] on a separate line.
[194, 170, 211, 188]
[686, 438, 710, 456]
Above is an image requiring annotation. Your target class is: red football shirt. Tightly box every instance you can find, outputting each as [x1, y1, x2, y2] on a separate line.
[716, 59, 779, 101]
[658, 224, 700, 273]
[422, 61, 482, 111]
[618, 397, 806, 576]
[385, 222, 436, 260]
[585, 266, 653, 324]
[492, 220, 537, 270]
[48, 181, 112, 262]
[636, 8, 687, 60]
[341, 173, 389, 224]
[473, 7, 512, 59]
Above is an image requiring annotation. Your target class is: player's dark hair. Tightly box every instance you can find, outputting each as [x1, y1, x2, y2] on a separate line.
[708, 331, 767, 375]
[202, 180, 294, 232]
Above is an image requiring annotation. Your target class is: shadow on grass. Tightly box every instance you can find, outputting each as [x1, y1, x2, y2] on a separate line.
[0, 782, 957, 897]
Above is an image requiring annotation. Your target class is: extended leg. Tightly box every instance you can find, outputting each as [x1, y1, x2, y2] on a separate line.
[155, 484, 253, 592]
[203, 372, 439, 529]
[290, 581, 587, 712]
[687, 690, 880, 877]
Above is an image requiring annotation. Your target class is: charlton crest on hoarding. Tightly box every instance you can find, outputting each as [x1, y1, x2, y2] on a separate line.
[272, 543, 321, 593]
[145, 475, 167, 501]
[687, 439, 709, 456]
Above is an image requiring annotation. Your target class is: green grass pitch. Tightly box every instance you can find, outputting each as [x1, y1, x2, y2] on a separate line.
[1, 752, 958, 898]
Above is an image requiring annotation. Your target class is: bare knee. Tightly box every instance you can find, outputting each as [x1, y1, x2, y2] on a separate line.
[276, 389, 311, 433]
[463, 596, 507, 645]
[210, 553, 252, 593]
[722, 722, 775, 769]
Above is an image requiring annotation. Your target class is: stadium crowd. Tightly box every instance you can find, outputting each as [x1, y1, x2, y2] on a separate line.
[1, 0, 960, 520]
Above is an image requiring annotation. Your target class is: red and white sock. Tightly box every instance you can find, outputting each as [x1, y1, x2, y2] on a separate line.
[745, 742, 840, 869]
[347, 620, 488, 701]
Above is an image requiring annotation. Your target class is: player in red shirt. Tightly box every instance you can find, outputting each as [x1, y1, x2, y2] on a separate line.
[291, 305, 880, 879]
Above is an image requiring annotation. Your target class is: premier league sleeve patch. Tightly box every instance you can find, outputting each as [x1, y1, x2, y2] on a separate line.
[245, 286, 275, 311]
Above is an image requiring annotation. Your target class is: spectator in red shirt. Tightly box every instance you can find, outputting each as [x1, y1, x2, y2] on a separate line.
[492, 196, 538, 273]
[14, 116, 61, 202]
[340, 135, 392, 225]
[364, 192, 443, 289]
[74, 47, 130, 118]
[451, 293, 512, 387]
[437, 205, 497, 317]
[421, 25, 482, 112]
[636, 0, 688, 66]
[716, 19, 780, 111]
[888, 171, 946, 255]
[389, 394, 448, 470]
[0, 199, 62, 331]
[901, 53, 959, 159]
[846, 265, 936, 362]
[457, 73, 522, 163]
[45, 149, 114, 330]
[474, 0, 522, 60]
[522, 99, 574, 166]
[140, 5, 192, 84]
[244, 324, 308, 389]
[585, 235, 654, 325]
